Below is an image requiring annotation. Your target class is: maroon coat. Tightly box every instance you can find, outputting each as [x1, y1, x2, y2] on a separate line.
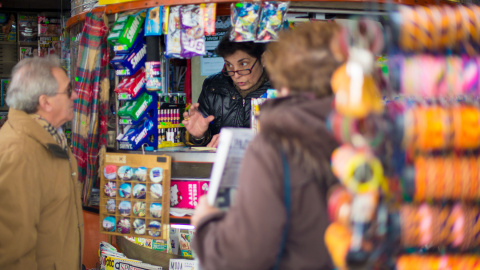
[193, 96, 338, 270]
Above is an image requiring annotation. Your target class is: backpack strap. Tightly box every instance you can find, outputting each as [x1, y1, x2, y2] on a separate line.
[273, 152, 292, 270]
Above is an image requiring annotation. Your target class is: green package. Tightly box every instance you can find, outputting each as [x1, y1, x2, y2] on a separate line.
[123, 92, 152, 121]
[117, 11, 146, 48]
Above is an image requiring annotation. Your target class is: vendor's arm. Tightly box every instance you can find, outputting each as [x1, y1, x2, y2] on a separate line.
[192, 137, 286, 270]
[0, 144, 40, 269]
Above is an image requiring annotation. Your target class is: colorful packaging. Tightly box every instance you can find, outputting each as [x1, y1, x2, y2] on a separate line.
[165, 6, 182, 58]
[118, 118, 156, 150]
[203, 3, 217, 36]
[114, 27, 144, 53]
[145, 61, 162, 91]
[170, 180, 209, 209]
[117, 10, 147, 48]
[230, 2, 261, 42]
[169, 259, 198, 270]
[107, 14, 129, 45]
[145, 6, 163, 36]
[256, 2, 289, 42]
[180, 5, 206, 58]
[110, 41, 147, 76]
[115, 69, 146, 99]
[120, 92, 153, 122]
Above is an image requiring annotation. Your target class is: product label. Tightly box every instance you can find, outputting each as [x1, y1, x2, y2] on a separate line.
[105, 154, 127, 164]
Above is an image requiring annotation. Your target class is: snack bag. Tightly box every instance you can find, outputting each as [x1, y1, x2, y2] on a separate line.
[145, 6, 163, 36]
[203, 3, 217, 36]
[165, 6, 182, 58]
[180, 5, 206, 58]
[256, 2, 289, 42]
[230, 2, 261, 42]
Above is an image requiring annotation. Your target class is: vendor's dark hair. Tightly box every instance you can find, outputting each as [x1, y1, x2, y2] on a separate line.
[215, 30, 266, 59]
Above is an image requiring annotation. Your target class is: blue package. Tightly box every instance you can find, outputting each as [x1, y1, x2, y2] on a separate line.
[145, 6, 163, 36]
[110, 41, 147, 76]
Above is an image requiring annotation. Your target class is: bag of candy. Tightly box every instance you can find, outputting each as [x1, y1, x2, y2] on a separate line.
[230, 2, 261, 42]
[256, 1, 289, 42]
[180, 4, 206, 58]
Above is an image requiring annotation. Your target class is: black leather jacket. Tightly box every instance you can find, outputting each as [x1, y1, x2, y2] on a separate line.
[197, 72, 271, 140]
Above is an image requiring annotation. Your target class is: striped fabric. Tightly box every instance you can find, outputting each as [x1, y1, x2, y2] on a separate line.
[72, 12, 109, 205]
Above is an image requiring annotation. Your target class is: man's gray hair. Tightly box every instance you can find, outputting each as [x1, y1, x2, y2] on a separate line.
[6, 55, 63, 113]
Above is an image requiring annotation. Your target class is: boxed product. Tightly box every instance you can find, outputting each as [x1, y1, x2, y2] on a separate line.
[170, 180, 209, 209]
[110, 41, 147, 76]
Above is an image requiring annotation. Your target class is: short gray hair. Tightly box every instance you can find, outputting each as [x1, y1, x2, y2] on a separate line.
[6, 55, 63, 113]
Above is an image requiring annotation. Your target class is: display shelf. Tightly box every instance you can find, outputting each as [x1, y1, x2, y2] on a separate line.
[66, 0, 449, 30]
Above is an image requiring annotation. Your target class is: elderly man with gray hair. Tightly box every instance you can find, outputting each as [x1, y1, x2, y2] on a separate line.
[0, 56, 84, 270]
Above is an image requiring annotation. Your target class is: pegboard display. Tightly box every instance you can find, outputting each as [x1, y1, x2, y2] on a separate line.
[99, 153, 171, 240]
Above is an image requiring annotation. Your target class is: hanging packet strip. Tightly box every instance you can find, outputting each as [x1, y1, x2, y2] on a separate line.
[165, 6, 182, 58]
[230, 2, 261, 42]
[180, 5, 206, 58]
[163, 6, 170, 35]
[203, 3, 217, 36]
[145, 6, 163, 36]
[256, 2, 289, 42]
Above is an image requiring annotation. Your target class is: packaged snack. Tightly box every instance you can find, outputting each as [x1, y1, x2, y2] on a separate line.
[117, 11, 147, 48]
[230, 2, 261, 42]
[110, 41, 147, 76]
[256, 2, 289, 42]
[203, 3, 217, 36]
[180, 5, 206, 58]
[120, 92, 153, 122]
[145, 6, 163, 36]
[165, 6, 182, 58]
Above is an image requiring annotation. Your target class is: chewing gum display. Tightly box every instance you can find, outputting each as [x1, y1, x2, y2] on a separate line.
[118, 118, 156, 150]
[230, 2, 261, 42]
[114, 27, 144, 54]
[110, 41, 147, 76]
[165, 6, 182, 58]
[256, 2, 289, 42]
[107, 14, 129, 45]
[115, 69, 146, 99]
[145, 6, 163, 36]
[203, 3, 216, 36]
[180, 5, 206, 58]
[117, 11, 147, 48]
[119, 92, 153, 122]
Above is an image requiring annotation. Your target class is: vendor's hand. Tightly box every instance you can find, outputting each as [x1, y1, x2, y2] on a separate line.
[182, 103, 214, 138]
[206, 134, 220, 148]
[192, 195, 221, 228]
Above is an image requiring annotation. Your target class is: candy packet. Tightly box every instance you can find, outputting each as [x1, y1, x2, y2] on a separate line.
[230, 2, 261, 42]
[165, 6, 182, 58]
[180, 4, 206, 58]
[145, 6, 163, 36]
[203, 3, 216, 36]
[256, 1, 290, 42]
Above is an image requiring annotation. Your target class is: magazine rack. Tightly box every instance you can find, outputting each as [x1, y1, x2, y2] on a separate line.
[99, 152, 171, 240]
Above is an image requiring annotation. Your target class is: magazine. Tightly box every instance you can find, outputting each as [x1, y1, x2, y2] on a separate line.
[39, 36, 61, 57]
[18, 14, 37, 42]
[38, 16, 61, 37]
[206, 127, 255, 208]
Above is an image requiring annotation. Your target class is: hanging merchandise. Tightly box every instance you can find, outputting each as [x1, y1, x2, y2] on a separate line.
[331, 19, 385, 118]
[145, 6, 163, 36]
[230, 2, 261, 42]
[72, 12, 110, 206]
[145, 36, 162, 91]
[165, 6, 182, 58]
[256, 1, 289, 42]
[203, 3, 216, 36]
[115, 69, 146, 100]
[180, 5, 206, 58]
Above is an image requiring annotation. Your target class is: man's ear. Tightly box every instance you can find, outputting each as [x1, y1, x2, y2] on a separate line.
[37, 95, 52, 113]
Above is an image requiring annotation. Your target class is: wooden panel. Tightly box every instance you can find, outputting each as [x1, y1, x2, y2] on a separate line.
[99, 153, 172, 241]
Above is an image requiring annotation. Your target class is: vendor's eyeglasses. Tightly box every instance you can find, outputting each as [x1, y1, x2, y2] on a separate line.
[55, 83, 75, 98]
[222, 59, 258, 76]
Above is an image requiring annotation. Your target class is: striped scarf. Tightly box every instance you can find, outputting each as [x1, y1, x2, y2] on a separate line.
[30, 114, 68, 151]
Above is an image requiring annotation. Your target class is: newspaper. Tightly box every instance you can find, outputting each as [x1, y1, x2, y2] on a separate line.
[206, 128, 254, 208]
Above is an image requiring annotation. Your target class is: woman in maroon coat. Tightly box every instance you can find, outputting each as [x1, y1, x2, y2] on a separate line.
[192, 22, 344, 270]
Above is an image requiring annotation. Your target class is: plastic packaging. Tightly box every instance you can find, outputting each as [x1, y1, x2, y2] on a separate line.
[256, 2, 289, 42]
[180, 5, 206, 58]
[230, 2, 261, 42]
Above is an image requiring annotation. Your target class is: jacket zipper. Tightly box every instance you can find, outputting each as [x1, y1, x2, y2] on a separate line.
[243, 98, 245, 107]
